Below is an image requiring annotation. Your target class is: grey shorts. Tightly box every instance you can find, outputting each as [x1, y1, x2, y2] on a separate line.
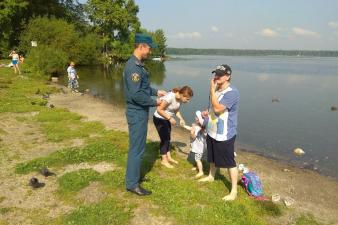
[188, 151, 205, 162]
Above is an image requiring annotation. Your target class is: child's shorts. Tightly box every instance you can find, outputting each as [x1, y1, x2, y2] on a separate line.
[188, 151, 205, 162]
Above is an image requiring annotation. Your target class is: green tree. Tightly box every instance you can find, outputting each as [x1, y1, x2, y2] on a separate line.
[152, 29, 167, 57]
[85, 0, 140, 54]
[0, 0, 28, 54]
[19, 17, 79, 55]
[0, 0, 85, 55]
[20, 17, 102, 75]
[26, 45, 68, 76]
[75, 33, 103, 65]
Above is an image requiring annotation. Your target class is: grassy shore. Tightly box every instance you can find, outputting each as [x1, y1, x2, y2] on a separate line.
[0, 62, 327, 225]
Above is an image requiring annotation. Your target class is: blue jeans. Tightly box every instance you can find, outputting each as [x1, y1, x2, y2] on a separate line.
[125, 109, 149, 189]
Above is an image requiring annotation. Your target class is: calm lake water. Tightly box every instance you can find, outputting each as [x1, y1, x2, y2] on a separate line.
[61, 55, 338, 179]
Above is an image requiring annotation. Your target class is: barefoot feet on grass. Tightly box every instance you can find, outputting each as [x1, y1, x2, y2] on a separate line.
[161, 161, 174, 169]
[222, 192, 237, 201]
[198, 176, 214, 182]
[195, 173, 204, 179]
[168, 158, 178, 164]
[191, 167, 197, 171]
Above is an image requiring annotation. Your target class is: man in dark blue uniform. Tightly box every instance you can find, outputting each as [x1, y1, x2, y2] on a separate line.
[123, 33, 166, 196]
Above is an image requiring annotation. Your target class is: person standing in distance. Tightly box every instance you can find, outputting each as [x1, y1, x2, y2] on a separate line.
[123, 33, 166, 196]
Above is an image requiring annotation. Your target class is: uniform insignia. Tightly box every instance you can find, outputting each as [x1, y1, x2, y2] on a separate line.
[131, 73, 140, 82]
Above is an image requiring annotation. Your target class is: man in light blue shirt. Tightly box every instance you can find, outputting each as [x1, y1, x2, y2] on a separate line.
[199, 64, 240, 201]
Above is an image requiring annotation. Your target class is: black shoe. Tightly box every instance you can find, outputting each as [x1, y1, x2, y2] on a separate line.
[29, 177, 45, 189]
[127, 185, 152, 196]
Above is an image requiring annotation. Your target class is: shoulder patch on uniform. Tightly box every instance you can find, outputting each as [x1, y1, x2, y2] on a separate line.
[131, 73, 140, 82]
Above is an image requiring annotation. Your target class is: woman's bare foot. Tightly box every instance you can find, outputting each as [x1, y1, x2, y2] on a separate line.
[191, 167, 197, 171]
[222, 192, 237, 201]
[198, 176, 214, 182]
[161, 161, 174, 168]
[168, 158, 178, 164]
[195, 172, 204, 178]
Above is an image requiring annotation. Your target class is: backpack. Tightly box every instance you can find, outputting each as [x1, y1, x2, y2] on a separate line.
[241, 172, 264, 197]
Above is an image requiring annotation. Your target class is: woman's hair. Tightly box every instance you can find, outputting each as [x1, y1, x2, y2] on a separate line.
[172, 86, 194, 97]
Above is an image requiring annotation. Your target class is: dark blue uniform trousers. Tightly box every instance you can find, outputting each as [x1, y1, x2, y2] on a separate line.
[125, 109, 148, 189]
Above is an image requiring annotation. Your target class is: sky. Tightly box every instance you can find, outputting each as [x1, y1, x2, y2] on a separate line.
[81, 0, 338, 50]
[134, 0, 338, 50]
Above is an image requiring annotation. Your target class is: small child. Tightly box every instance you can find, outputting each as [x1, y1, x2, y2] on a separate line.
[189, 111, 207, 178]
[67, 61, 79, 92]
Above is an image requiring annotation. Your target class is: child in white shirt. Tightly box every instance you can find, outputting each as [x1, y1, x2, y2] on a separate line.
[67, 61, 79, 91]
[190, 111, 207, 178]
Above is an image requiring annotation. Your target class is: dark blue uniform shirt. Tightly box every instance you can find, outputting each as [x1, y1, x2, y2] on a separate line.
[123, 55, 158, 110]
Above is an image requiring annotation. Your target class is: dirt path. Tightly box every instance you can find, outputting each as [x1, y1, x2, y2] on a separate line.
[48, 86, 338, 224]
[0, 113, 76, 224]
[0, 110, 171, 225]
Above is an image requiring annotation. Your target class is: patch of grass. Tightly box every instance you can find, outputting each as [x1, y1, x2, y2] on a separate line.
[254, 201, 283, 217]
[59, 198, 134, 225]
[296, 214, 321, 225]
[58, 169, 100, 194]
[0, 207, 11, 214]
[33, 108, 107, 142]
[139, 144, 281, 225]
[17, 136, 283, 225]
[15, 141, 127, 174]
[99, 170, 125, 189]
[34, 108, 82, 122]
[0, 68, 55, 113]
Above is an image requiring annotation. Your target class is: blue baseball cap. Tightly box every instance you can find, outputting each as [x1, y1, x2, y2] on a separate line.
[135, 33, 157, 48]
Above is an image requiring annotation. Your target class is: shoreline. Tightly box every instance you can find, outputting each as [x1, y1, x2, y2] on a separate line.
[49, 83, 338, 224]
[59, 80, 337, 181]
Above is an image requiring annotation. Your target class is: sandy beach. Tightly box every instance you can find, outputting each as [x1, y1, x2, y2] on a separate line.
[48, 84, 338, 224]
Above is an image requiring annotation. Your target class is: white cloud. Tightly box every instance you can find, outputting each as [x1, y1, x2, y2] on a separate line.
[256, 28, 280, 37]
[211, 26, 219, 32]
[292, 27, 320, 38]
[328, 21, 338, 29]
[169, 32, 202, 39]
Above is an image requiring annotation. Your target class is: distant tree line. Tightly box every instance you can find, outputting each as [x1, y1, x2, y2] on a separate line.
[167, 48, 338, 57]
[0, 0, 167, 75]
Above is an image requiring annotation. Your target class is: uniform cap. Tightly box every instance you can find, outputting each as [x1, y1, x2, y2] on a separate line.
[135, 33, 157, 48]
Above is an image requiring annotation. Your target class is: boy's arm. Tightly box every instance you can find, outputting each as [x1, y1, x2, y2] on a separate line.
[190, 124, 197, 139]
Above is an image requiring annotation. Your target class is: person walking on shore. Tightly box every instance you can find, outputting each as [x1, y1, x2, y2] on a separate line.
[199, 64, 240, 201]
[9, 49, 21, 75]
[67, 62, 79, 92]
[123, 33, 166, 196]
[153, 86, 193, 168]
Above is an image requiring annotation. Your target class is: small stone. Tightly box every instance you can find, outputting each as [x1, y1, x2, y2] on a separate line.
[272, 97, 280, 102]
[293, 148, 305, 156]
[284, 197, 295, 207]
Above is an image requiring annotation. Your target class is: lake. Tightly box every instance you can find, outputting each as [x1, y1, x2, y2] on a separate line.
[61, 55, 338, 179]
